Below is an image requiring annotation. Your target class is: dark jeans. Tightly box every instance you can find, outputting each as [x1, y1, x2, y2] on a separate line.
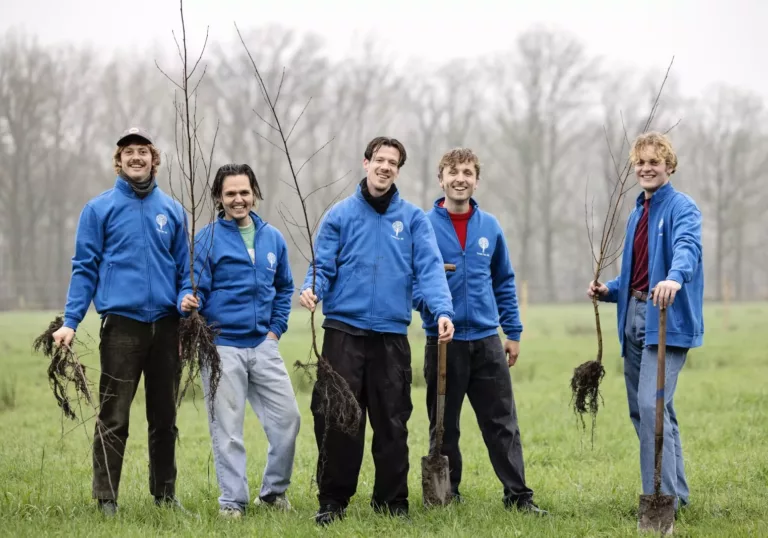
[92, 314, 181, 501]
[311, 328, 413, 511]
[424, 334, 533, 503]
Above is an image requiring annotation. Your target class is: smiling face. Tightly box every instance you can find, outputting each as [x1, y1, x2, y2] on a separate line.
[634, 145, 673, 196]
[440, 161, 478, 203]
[119, 143, 153, 182]
[219, 174, 254, 224]
[363, 145, 401, 196]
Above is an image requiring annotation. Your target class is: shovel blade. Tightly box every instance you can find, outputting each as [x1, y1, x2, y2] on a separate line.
[421, 454, 450, 507]
[638, 493, 675, 535]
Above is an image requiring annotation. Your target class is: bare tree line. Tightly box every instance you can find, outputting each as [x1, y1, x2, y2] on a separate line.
[1, 25, 766, 310]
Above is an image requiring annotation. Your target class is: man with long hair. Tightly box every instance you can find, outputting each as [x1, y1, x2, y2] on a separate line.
[179, 163, 299, 518]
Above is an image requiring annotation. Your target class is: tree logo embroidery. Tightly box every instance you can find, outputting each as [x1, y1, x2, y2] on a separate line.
[156, 214, 168, 234]
[478, 237, 489, 256]
[392, 220, 404, 240]
[267, 252, 277, 270]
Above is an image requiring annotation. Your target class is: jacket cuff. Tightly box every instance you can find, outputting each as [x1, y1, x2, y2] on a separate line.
[505, 331, 521, 342]
[667, 270, 685, 285]
[63, 317, 80, 331]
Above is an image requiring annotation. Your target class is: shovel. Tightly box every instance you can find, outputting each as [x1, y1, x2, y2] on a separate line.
[638, 305, 676, 534]
[421, 263, 456, 507]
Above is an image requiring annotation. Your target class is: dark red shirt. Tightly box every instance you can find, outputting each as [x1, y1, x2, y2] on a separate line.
[439, 200, 473, 250]
[630, 198, 650, 292]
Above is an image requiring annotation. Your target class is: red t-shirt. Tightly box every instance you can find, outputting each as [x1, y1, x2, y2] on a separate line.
[439, 200, 473, 250]
[629, 198, 650, 292]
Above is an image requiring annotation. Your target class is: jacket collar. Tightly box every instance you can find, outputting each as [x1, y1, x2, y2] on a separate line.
[636, 181, 675, 207]
[433, 196, 479, 218]
[353, 183, 401, 209]
[114, 175, 155, 198]
[216, 210, 265, 231]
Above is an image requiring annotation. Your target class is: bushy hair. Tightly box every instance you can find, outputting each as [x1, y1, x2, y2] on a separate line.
[437, 147, 481, 179]
[629, 131, 678, 174]
[211, 163, 263, 212]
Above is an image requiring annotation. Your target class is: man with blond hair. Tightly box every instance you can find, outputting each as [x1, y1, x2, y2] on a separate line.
[588, 132, 703, 513]
[413, 148, 545, 514]
[52, 127, 190, 516]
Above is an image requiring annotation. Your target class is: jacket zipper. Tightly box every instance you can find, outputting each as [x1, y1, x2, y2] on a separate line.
[140, 199, 153, 318]
[236, 221, 264, 333]
[371, 214, 381, 319]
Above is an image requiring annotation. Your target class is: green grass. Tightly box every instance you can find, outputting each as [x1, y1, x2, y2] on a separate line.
[1, 303, 767, 537]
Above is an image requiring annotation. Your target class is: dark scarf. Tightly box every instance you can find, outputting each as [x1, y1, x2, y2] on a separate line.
[360, 177, 397, 214]
[120, 172, 157, 199]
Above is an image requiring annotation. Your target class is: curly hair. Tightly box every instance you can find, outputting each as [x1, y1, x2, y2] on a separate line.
[112, 143, 161, 177]
[629, 131, 678, 174]
[437, 147, 481, 179]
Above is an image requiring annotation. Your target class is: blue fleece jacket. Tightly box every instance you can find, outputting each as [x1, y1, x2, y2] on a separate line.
[414, 198, 523, 342]
[62, 177, 189, 330]
[178, 212, 294, 348]
[600, 182, 704, 352]
[301, 185, 454, 334]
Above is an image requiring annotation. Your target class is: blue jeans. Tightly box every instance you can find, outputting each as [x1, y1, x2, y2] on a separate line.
[202, 339, 301, 511]
[624, 297, 689, 507]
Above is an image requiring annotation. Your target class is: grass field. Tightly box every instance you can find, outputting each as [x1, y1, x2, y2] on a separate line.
[1, 303, 766, 537]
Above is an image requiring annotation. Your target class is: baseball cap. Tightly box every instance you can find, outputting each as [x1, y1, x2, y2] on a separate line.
[117, 127, 154, 146]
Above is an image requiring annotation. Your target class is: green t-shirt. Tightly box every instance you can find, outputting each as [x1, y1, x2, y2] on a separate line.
[239, 220, 255, 263]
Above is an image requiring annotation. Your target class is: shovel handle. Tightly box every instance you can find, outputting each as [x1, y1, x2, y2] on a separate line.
[653, 306, 667, 494]
[444, 263, 456, 272]
[437, 342, 447, 395]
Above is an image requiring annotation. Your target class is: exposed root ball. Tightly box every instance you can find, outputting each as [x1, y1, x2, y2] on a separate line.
[177, 310, 221, 416]
[33, 316, 93, 421]
[296, 355, 362, 437]
[570, 359, 605, 429]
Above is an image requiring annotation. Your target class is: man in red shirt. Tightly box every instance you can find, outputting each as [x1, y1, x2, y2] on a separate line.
[414, 148, 545, 514]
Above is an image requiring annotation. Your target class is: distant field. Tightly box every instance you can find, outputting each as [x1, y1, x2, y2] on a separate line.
[1, 303, 766, 537]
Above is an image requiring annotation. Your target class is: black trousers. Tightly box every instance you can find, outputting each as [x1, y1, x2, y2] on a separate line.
[92, 314, 181, 501]
[311, 328, 413, 510]
[424, 334, 533, 503]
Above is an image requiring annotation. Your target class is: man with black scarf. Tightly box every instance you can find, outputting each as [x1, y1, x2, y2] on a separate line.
[52, 128, 190, 516]
[300, 136, 455, 525]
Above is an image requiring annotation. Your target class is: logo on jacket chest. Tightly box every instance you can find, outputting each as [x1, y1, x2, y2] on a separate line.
[477, 237, 490, 257]
[266, 252, 277, 272]
[155, 214, 168, 234]
[391, 220, 405, 240]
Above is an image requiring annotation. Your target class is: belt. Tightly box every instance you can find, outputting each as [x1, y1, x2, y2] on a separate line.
[631, 289, 649, 301]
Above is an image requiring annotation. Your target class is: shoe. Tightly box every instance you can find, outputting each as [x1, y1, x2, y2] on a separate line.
[315, 503, 345, 526]
[219, 507, 244, 519]
[97, 499, 118, 517]
[450, 491, 465, 504]
[254, 492, 291, 511]
[505, 497, 548, 516]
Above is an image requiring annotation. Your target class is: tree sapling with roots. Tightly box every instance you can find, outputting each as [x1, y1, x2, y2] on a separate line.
[571, 59, 676, 437]
[234, 26, 362, 450]
[156, 0, 221, 413]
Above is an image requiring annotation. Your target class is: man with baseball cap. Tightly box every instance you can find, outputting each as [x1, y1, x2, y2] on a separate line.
[53, 128, 191, 516]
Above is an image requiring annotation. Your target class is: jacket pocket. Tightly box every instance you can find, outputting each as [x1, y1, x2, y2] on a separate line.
[376, 272, 412, 321]
[103, 262, 114, 302]
[325, 264, 368, 318]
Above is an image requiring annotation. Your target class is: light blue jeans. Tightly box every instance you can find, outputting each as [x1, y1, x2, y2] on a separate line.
[202, 339, 301, 512]
[624, 296, 689, 508]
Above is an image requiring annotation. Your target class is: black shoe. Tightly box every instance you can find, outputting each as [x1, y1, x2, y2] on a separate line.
[97, 499, 118, 517]
[505, 497, 548, 516]
[315, 503, 345, 526]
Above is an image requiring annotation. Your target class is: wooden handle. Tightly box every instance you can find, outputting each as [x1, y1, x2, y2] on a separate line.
[653, 306, 667, 494]
[437, 342, 447, 396]
[443, 263, 456, 272]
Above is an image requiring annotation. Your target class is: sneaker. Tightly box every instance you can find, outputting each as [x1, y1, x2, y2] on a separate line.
[315, 503, 345, 526]
[219, 507, 244, 519]
[97, 499, 118, 517]
[254, 492, 291, 511]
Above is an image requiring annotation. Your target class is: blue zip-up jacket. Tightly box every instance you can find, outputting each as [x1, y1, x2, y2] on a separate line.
[413, 198, 523, 341]
[599, 182, 704, 352]
[62, 176, 189, 330]
[178, 212, 293, 348]
[301, 185, 454, 334]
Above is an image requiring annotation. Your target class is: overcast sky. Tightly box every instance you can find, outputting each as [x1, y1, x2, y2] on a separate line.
[2, 0, 766, 100]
